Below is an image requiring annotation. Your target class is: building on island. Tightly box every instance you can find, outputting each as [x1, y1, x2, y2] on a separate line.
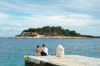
[21, 32, 38, 36]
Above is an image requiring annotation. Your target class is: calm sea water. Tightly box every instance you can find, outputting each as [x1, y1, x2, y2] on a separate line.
[0, 37, 100, 66]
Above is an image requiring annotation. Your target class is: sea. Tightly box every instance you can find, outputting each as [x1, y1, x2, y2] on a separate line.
[0, 37, 100, 66]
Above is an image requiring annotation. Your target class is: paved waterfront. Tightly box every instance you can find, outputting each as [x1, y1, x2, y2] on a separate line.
[25, 55, 100, 66]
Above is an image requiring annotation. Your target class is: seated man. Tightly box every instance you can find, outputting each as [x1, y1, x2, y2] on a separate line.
[41, 44, 48, 56]
[35, 45, 41, 56]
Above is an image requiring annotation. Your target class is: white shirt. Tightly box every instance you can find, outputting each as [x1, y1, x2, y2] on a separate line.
[42, 47, 48, 55]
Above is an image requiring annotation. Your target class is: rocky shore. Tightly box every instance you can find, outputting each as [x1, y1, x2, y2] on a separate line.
[10, 36, 91, 39]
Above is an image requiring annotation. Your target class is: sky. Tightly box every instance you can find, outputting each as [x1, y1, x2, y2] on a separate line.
[0, 0, 100, 37]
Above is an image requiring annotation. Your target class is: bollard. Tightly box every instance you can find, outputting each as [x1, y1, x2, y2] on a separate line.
[56, 45, 64, 57]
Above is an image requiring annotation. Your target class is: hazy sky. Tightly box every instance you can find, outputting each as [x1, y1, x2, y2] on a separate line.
[0, 0, 100, 37]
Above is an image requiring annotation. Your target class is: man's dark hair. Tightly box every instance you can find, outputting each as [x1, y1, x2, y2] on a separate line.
[43, 44, 45, 47]
[37, 45, 39, 48]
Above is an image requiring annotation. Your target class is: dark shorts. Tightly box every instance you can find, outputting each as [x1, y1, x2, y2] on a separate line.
[41, 51, 47, 56]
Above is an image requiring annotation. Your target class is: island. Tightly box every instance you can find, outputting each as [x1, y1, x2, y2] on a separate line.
[12, 26, 100, 39]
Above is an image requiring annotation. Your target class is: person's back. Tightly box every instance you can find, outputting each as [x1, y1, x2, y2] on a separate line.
[35, 45, 41, 56]
[41, 44, 48, 56]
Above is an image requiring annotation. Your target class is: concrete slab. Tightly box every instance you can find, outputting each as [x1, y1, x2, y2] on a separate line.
[25, 55, 100, 66]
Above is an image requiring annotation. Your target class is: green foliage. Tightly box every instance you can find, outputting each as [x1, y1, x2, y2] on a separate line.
[24, 33, 28, 36]
[82, 35, 100, 38]
[21, 26, 83, 36]
[16, 35, 21, 37]
[69, 31, 77, 36]
[29, 34, 36, 37]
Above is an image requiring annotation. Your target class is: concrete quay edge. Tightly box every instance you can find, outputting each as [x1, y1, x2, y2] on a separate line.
[25, 55, 100, 66]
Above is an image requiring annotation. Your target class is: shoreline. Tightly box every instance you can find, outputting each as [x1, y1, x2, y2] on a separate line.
[10, 36, 92, 39]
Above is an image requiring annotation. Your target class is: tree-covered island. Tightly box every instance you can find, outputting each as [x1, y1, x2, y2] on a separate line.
[15, 26, 100, 39]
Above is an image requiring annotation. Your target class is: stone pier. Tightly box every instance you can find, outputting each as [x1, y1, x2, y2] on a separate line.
[25, 55, 100, 66]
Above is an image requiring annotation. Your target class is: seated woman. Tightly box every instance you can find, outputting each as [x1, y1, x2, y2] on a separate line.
[35, 45, 41, 56]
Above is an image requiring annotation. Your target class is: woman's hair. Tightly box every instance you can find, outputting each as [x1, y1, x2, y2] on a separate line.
[37, 45, 39, 48]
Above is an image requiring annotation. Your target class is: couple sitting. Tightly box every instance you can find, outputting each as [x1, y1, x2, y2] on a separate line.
[35, 44, 48, 56]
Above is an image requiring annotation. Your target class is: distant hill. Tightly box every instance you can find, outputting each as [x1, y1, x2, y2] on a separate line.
[16, 26, 100, 38]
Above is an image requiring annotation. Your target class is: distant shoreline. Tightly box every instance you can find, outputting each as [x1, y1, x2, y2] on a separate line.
[10, 36, 92, 39]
